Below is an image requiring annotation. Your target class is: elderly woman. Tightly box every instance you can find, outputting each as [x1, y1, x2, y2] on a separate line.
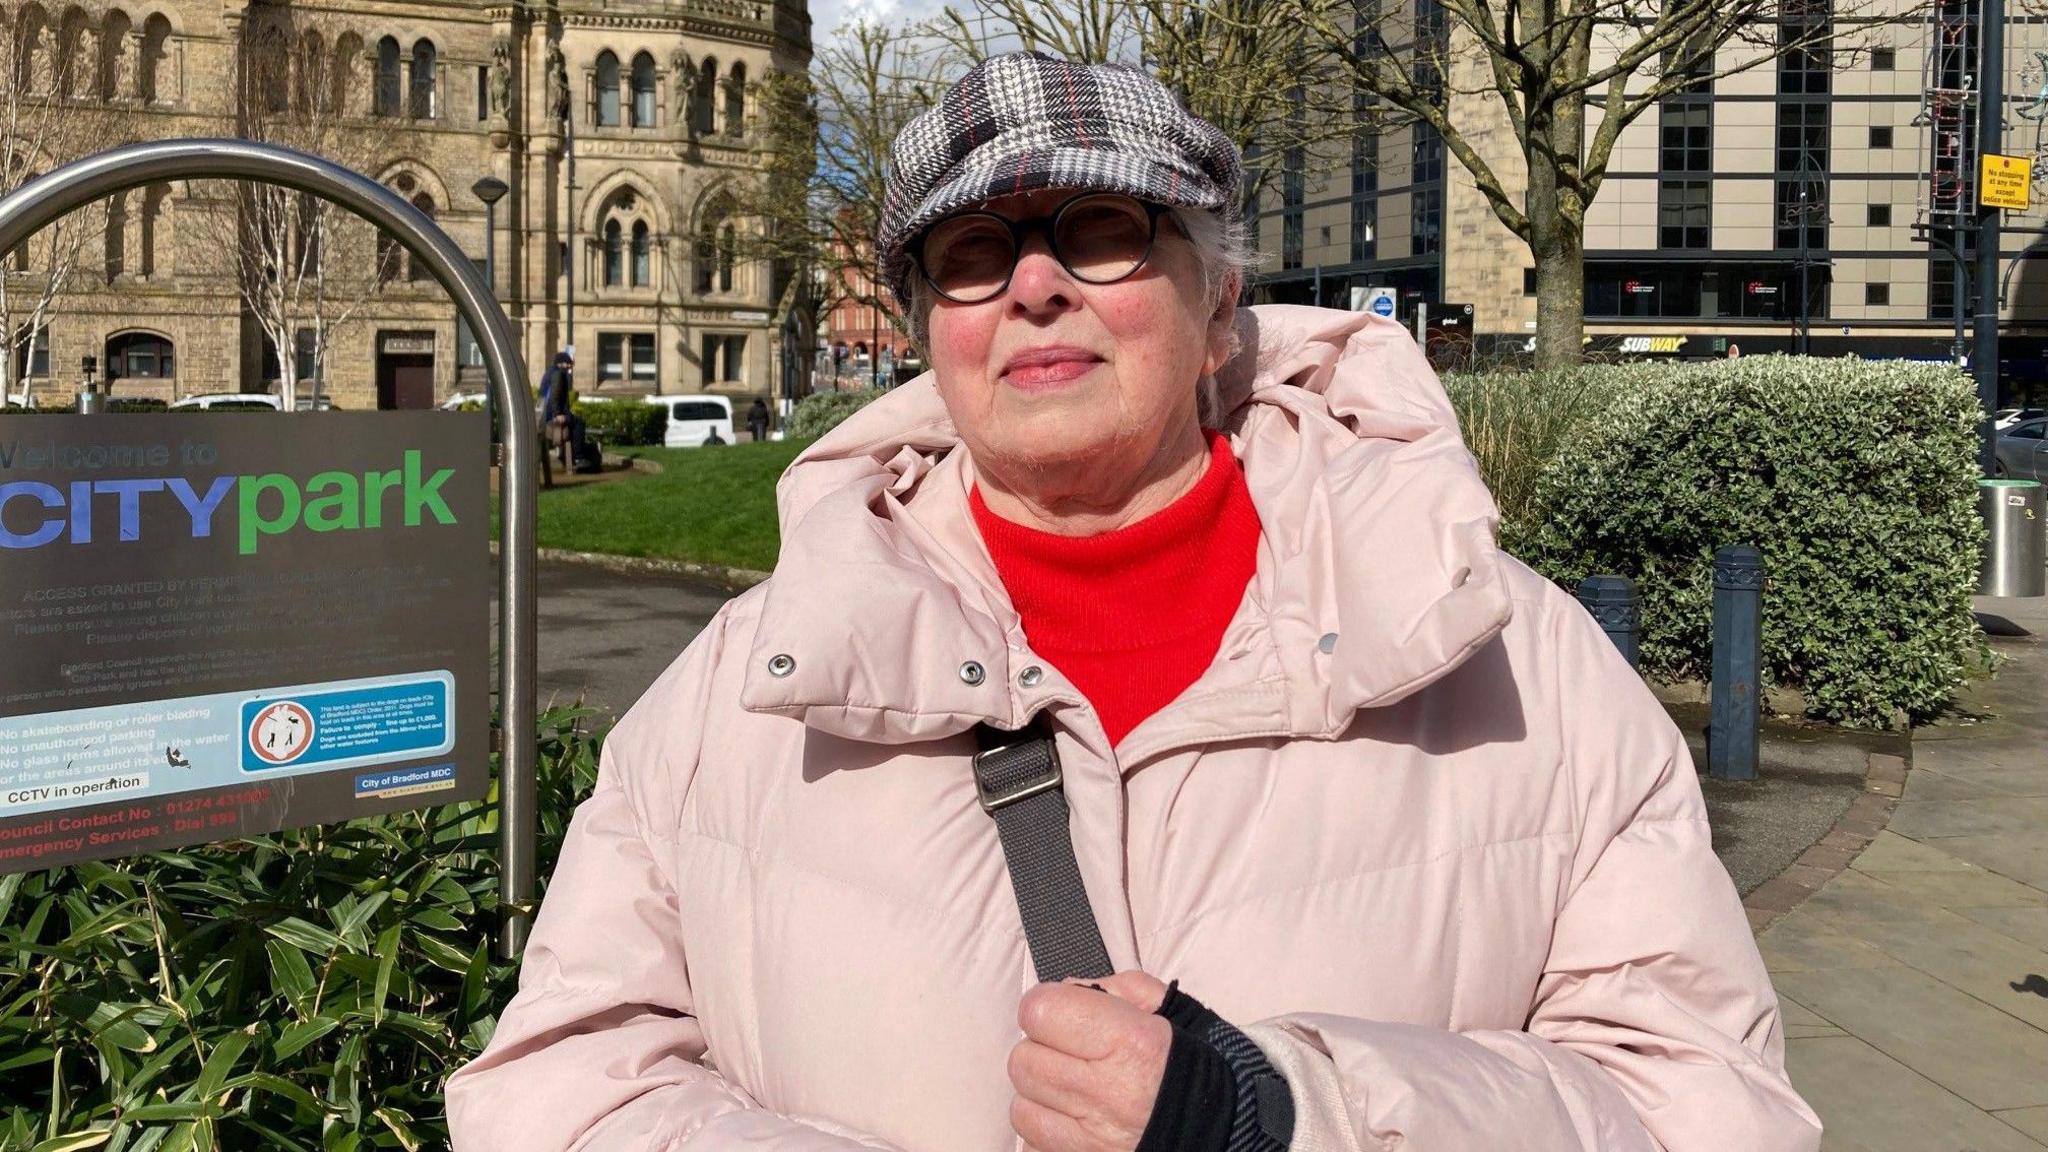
[447, 52, 1820, 1152]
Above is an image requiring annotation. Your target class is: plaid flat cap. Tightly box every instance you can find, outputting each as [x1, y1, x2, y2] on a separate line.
[877, 51, 1243, 308]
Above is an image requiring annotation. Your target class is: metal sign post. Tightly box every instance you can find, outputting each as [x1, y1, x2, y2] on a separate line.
[1975, 0, 2006, 477]
[0, 139, 540, 959]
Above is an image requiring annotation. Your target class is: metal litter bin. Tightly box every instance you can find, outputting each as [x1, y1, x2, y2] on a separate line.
[1979, 479, 2046, 598]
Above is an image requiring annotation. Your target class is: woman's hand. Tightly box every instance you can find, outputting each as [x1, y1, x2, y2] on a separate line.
[1008, 970, 1174, 1152]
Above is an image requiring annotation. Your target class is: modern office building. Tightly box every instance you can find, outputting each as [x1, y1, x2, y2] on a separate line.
[1248, 0, 2048, 383]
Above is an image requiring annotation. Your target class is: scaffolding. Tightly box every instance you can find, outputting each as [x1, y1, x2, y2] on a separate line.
[1914, 0, 1981, 365]
[1919, 0, 1979, 228]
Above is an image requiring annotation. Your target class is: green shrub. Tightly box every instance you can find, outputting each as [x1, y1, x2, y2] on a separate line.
[0, 706, 605, 1149]
[573, 399, 668, 446]
[1506, 354, 1986, 727]
[1444, 367, 1621, 532]
[787, 387, 885, 440]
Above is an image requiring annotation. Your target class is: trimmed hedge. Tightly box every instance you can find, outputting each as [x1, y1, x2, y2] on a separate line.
[573, 399, 668, 446]
[787, 387, 885, 440]
[0, 707, 603, 1149]
[1461, 355, 1987, 728]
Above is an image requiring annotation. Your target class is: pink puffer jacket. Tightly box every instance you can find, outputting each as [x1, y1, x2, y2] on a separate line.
[446, 306, 1821, 1152]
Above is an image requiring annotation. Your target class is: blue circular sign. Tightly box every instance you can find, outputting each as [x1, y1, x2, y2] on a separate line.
[1370, 294, 1395, 317]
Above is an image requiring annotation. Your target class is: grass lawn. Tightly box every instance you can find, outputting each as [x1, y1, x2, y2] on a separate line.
[516, 440, 808, 572]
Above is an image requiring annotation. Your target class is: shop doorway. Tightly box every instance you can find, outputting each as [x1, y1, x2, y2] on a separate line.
[376, 331, 435, 409]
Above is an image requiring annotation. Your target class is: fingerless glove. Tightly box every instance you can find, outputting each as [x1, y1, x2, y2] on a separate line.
[1133, 981, 1294, 1152]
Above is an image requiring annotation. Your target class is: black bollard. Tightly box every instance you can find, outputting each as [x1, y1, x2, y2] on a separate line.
[1709, 544, 1764, 782]
[1575, 574, 1641, 670]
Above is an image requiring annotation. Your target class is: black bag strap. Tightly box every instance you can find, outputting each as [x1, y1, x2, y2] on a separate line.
[973, 720, 1114, 983]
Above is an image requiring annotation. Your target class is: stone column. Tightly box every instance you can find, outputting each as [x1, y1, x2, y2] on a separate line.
[118, 30, 141, 102]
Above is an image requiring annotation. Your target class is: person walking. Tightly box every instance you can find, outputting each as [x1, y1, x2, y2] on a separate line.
[534, 350, 569, 487]
[747, 397, 771, 441]
[448, 51, 1820, 1152]
[538, 349, 586, 473]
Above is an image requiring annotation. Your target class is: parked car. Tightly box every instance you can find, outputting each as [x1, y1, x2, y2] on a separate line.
[168, 393, 285, 411]
[1994, 417, 2048, 479]
[1995, 407, 2046, 431]
[642, 394, 736, 448]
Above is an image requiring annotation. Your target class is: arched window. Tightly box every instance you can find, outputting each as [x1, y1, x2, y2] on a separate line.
[406, 191, 433, 280]
[377, 230, 399, 285]
[630, 51, 655, 128]
[104, 189, 125, 280]
[330, 32, 361, 116]
[97, 9, 128, 101]
[138, 14, 170, 102]
[694, 197, 725, 293]
[106, 331, 174, 381]
[294, 191, 320, 270]
[373, 35, 400, 116]
[139, 184, 166, 276]
[602, 217, 622, 287]
[408, 38, 435, 118]
[593, 50, 619, 127]
[724, 62, 745, 137]
[718, 221, 735, 291]
[692, 55, 716, 135]
[13, 4, 47, 93]
[252, 24, 289, 112]
[295, 29, 323, 112]
[54, 6, 87, 97]
[631, 220, 650, 287]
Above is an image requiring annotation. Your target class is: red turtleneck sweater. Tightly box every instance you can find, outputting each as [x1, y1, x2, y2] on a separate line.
[970, 431, 1263, 748]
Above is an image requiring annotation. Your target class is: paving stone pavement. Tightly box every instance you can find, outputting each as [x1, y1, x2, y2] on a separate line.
[1762, 595, 2048, 1152]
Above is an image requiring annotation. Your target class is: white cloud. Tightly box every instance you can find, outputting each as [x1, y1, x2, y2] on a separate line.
[809, 0, 957, 47]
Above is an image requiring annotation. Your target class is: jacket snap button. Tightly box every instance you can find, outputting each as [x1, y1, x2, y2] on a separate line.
[767, 653, 796, 678]
[1318, 632, 1338, 654]
[1019, 665, 1044, 687]
[959, 661, 986, 686]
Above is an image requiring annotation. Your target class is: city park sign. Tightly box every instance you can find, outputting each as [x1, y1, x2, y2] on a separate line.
[0, 140, 544, 959]
[0, 416, 486, 862]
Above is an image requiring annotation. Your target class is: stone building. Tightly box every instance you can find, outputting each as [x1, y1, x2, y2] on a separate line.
[5, 0, 811, 411]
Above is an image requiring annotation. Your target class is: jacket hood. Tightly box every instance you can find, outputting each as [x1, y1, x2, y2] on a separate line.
[742, 306, 1514, 753]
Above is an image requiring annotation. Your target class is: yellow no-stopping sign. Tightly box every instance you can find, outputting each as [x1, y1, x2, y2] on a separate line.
[1981, 153, 2034, 210]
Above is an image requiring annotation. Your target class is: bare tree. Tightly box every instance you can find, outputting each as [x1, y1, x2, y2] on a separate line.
[746, 65, 821, 363]
[934, 0, 1363, 213]
[0, 0, 127, 406]
[745, 22, 944, 353]
[187, 9, 398, 410]
[1302, 0, 1906, 366]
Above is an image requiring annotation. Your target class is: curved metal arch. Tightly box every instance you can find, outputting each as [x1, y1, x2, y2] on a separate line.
[0, 137, 539, 959]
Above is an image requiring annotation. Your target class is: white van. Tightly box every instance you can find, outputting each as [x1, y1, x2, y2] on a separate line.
[168, 393, 285, 411]
[643, 394, 736, 448]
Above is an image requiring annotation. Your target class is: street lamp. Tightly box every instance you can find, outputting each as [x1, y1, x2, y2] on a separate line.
[472, 175, 508, 298]
[1781, 147, 1828, 357]
[472, 175, 510, 463]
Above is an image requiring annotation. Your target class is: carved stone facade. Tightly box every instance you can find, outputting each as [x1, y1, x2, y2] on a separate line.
[11, 0, 811, 411]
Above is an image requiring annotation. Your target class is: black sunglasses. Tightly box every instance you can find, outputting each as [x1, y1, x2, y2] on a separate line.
[908, 193, 1173, 305]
